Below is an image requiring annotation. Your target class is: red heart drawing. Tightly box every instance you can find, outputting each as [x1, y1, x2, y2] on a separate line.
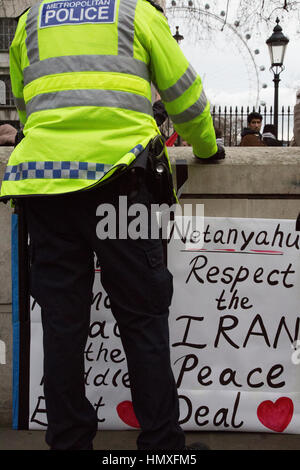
[116, 401, 141, 429]
[257, 397, 293, 432]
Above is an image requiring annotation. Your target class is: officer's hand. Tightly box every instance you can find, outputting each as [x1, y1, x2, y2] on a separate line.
[194, 143, 225, 163]
[0, 124, 17, 145]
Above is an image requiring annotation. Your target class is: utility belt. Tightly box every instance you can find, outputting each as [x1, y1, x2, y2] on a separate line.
[123, 135, 176, 206]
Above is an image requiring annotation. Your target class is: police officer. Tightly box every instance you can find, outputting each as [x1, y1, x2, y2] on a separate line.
[1, 0, 221, 450]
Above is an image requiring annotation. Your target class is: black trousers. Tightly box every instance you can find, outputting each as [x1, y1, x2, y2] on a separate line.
[24, 175, 185, 450]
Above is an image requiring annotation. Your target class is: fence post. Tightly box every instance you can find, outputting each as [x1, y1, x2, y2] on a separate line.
[287, 105, 291, 143]
[241, 106, 244, 135]
[281, 105, 284, 142]
[270, 106, 273, 126]
[229, 106, 232, 147]
[263, 105, 267, 126]
[234, 106, 238, 146]
[164, 104, 293, 146]
[224, 106, 227, 146]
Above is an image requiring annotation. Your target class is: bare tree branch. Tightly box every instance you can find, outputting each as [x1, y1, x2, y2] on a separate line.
[235, 0, 300, 30]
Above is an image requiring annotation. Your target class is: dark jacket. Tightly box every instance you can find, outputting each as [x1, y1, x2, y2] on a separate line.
[262, 132, 282, 147]
[240, 128, 266, 147]
[153, 100, 168, 127]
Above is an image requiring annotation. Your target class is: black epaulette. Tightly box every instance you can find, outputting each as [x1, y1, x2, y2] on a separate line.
[14, 7, 30, 22]
[145, 0, 164, 13]
[15, 129, 25, 147]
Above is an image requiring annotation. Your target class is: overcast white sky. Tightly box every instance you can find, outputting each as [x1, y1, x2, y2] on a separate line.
[166, 0, 300, 110]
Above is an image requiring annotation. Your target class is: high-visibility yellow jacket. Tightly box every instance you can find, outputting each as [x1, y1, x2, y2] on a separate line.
[0, 0, 217, 199]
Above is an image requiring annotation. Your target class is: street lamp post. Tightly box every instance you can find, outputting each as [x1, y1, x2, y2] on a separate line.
[173, 25, 184, 44]
[266, 18, 289, 139]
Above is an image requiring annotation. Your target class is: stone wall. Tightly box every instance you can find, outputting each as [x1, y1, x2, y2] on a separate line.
[0, 0, 33, 17]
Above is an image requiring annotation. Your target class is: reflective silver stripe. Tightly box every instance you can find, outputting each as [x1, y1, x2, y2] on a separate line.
[25, 2, 41, 64]
[13, 95, 26, 112]
[169, 89, 208, 124]
[26, 89, 153, 117]
[159, 64, 198, 103]
[23, 55, 150, 86]
[4, 161, 113, 181]
[118, 0, 138, 56]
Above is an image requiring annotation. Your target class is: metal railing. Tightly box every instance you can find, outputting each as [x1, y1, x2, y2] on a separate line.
[0, 18, 17, 52]
[160, 105, 294, 147]
[0, 102, 295, 146]
[211, 105, 293, 146]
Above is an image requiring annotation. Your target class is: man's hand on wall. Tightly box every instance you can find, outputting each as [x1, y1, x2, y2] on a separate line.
[0, 124, 17, 145]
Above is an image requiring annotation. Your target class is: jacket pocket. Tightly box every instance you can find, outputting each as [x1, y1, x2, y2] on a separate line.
[144, 244, 173, 313]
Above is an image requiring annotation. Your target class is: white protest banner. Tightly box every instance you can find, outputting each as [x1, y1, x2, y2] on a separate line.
[168, 217, 300, 433]
[27, 217, 300, 433]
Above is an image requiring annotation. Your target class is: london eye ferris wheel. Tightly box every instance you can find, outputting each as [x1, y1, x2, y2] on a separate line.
[165, 0, 269, 108]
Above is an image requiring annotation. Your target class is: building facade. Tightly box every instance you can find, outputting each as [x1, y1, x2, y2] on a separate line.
[0, 1, 32, 126]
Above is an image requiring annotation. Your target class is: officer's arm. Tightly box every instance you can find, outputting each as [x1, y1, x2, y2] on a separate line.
[9, 15, 27, 127]
[145, 6, 218, 159]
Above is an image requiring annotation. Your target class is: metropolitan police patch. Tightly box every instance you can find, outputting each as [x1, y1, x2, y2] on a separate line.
[40, 0, 116, 28]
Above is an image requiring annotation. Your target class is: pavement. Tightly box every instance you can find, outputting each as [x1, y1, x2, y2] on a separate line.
[1, 428, 300, 450]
